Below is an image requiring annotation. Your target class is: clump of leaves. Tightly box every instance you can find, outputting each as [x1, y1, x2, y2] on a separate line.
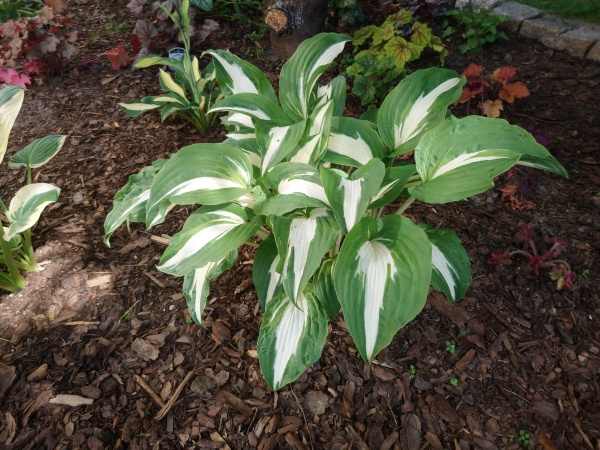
[489, 224, 574, 290]
[345, 54, 405, 108]
[105, 32, 567, 390]
[353, 9, 447, 68]
[210, 0, 263, 28]
[445, 340, 456, 354]
[508, 430, 530, 446]
[347, 10, 447, 108]
[0, 0, 42, 22]
[120, 0, 221, 133]
[127, 0, 224, 61]
[0, 0, 77, 73]
[457, 64, 530, 118]
[0, 85, 66, 292]
[107, 44, 132, 70]
[496, 166, 538, 211]
[328, 0, 364, 27]
[443, 7, 508, 54]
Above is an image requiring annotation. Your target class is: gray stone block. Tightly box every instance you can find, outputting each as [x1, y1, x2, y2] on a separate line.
[520, 17, 573, 49]
[586, 41, 600, 61]
[493, 2, 542, 33]
[455, 0, 505, 9]
[555, 27, 600, 58]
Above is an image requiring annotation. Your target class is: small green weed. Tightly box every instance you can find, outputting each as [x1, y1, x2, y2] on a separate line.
[445, 340, 456, 354]
[91, 15, 134, 41]
[449, 378, 458, 387]
[579, 268, 589, 278]
[508, 430, 530, 445]
[409, 364, 416, 379]
[459, 327, 470, 335]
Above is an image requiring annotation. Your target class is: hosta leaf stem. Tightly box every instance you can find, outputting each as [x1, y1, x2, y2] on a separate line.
[395, 196, 416, 215]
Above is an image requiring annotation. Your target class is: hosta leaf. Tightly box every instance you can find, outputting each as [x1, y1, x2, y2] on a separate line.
[253, 235, 283, 310]
[0, 86, 24, 163]
[208, 93, 290, 126]
[409, 116, 567, 203]
[369, 164, 417, 209]
[256, 120, 306, 176]
[134, 54, 179, 69]
[184, 249, 237, 325]
[272, 208, 340, 303]
[378, 68, 465, 156]
[257, 288, 328, 390]
[104, 159, 166, 246]
[6, 183, 60, 240]
[157, 204, 261, 276]
[321, 159, 385, 234]
[146, 143, 252, 228]
[314, 258, 341, 318]
[289, 98, 333, 165]
[333, 215, 431, 362]
[119, 98, 162, 117]
[315, 75, 346, 116]
[255, 163, 329, 216]
[159, 69, 186, 99]
[279, 33, 350, 121]
[323, 117, 387, 167]
[8, 135, 66, 168]
[420, 225, 471, 302]
[206, 50, 277, 101]
[2, 227, 22, 248]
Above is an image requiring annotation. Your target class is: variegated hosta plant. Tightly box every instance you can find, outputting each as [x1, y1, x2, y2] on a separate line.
[0, 85, 66, 292]
[119, 0, 222, 134]
[104, 33, 567, 390]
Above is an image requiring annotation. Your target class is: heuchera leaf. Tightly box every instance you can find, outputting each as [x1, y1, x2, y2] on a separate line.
[490, 66, 517, 83]
[462, 63, 483, 79]
[499, 82, 530, 103]
[107, 44, 131, 70]
[482, 99, 503, 118]
[44, 0, 67, 13]
[133, 19, 158, 49]
[127, 0, 147, 14]
[411, 22, 432, 47]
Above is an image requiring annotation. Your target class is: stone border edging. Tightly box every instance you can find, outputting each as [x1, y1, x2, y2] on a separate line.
[455, 0, 600, 61]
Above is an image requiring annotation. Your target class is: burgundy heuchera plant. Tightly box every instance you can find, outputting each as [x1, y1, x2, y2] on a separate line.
[489, 224, 574, 290]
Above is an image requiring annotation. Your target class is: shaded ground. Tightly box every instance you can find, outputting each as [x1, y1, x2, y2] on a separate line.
[1, 0, 599, 448]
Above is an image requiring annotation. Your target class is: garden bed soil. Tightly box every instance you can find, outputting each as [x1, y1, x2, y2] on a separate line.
[1, 0, 599, 449]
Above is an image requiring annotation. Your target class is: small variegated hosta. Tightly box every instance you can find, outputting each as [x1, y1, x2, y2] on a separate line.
[119, 0, 222, 133]
[105, 33, 567, 390]
[0, 85, 66, 292]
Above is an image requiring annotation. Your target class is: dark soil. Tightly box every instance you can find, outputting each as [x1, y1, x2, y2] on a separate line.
[1, 1, 599, 449]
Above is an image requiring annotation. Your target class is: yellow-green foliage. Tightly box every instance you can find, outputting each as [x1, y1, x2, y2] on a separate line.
[352, 10, 447, 69]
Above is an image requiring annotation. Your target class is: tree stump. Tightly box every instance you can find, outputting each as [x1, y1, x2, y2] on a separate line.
[265, 0, 328, 59]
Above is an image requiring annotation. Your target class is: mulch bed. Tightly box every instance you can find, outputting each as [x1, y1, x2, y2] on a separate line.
[1, 0, 599, 448]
